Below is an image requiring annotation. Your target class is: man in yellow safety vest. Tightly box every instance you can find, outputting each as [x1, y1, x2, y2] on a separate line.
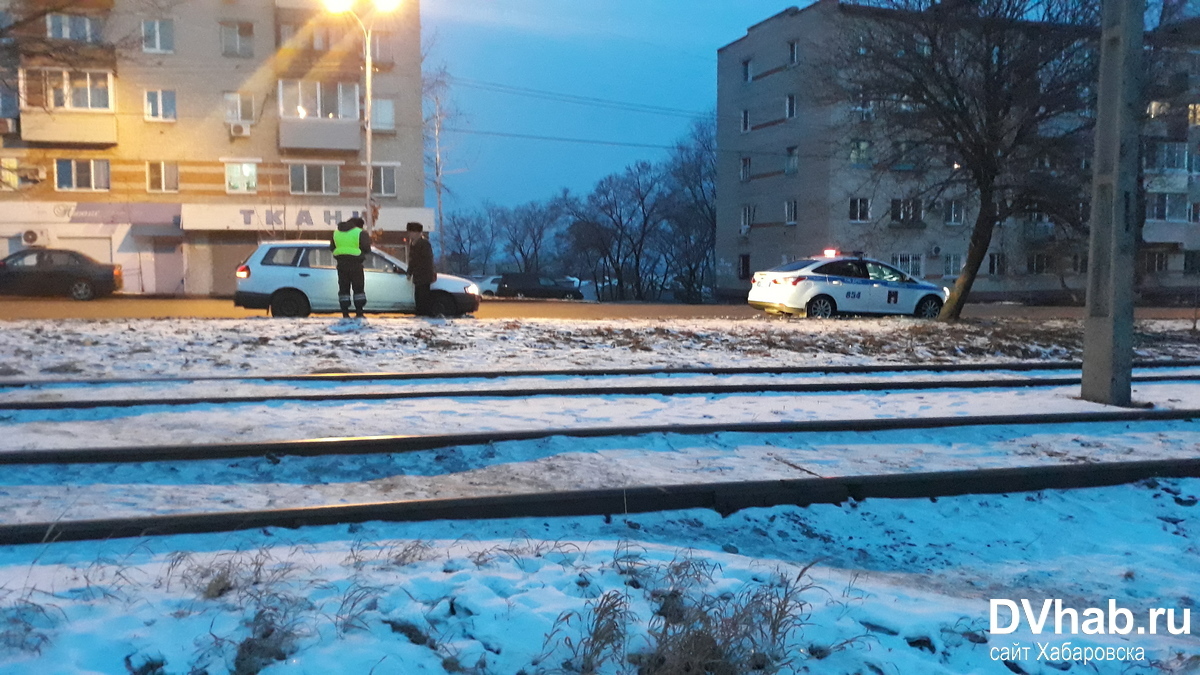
[329, 217, 371, 318]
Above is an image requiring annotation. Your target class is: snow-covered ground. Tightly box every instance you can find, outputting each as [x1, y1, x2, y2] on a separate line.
[0, 316, 1197, 674]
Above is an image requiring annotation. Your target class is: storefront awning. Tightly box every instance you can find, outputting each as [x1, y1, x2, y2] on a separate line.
[70, 203, 183, 227]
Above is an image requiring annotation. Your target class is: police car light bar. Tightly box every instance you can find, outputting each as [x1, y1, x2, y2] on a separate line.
[823, 249, 838, 258]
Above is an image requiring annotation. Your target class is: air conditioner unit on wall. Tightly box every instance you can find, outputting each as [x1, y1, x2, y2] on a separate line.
[229, 123, 252, 138]
[21, 229, 49, 246]
[0, 119, 16, 135]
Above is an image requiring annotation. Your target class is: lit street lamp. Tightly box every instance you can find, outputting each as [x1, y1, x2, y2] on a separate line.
[324, 0, 400, 233]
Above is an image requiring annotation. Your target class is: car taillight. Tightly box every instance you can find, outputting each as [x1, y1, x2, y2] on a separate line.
[790, 275, 808, 285]
[236, 265, 251, 279]
[113, 265, 122, 278]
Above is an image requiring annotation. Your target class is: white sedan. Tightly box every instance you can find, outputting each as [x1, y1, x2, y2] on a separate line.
[747, 255, 949, 318]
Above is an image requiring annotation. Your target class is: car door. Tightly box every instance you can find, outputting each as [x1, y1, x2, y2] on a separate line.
[864, 261, 919, 314]
[254, 245, 302, 299]
[0, 251, 42, 295]
[812, 260, 870, 313]
[538, 276, 560, 298]
[298, 247, 341, 312]
[362, 252, 414, 312]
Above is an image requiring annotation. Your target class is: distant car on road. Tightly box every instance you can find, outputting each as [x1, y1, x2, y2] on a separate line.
[747, 254, 949, 318]
[233, 241, 480, 317]
[0, 248, 123, 301]
[475, 275, 502, 297]
[496, 273, 585, 300]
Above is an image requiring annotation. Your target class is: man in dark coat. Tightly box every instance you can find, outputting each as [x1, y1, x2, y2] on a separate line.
[329, 216, 371, 318]
[406, 221, 437, 315]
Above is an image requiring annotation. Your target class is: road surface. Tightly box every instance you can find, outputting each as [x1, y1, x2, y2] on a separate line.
[1, 296, 1198, 321]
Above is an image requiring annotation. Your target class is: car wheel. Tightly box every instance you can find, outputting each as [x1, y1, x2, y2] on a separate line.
[566, 291, 583, 300]
[806, 295, 837, 319]
[428, 291, 459, 317]
[914, 296, 943, 319]
[69, 280, 96, 301]
[270, 290, 311, 318]
[482, 290, 495, 297]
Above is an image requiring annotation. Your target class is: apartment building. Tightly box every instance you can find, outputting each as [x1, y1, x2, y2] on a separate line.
[716, 0, 1200, 304]
[0, 0, 430, 296]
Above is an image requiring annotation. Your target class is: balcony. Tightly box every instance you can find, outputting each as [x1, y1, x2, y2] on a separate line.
[279, 118, 360, 151]
[20, 109, 116, 145]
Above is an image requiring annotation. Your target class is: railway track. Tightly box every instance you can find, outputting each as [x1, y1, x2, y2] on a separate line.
[4, 454, 1197, 546]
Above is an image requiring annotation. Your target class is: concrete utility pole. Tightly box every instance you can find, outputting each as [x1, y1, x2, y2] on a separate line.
[1082, 0, 1144, 406]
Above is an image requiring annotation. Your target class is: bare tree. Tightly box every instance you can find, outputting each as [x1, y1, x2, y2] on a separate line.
[661, 115, 718, 303]
[423, 63, 464, 260]
[830, 0, 1100, 320]
[494, 192, 570, 273]
[440, 208, 497, 276]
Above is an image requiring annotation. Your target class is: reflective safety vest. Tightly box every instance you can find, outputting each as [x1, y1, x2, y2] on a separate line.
[332, 228, 363, 257]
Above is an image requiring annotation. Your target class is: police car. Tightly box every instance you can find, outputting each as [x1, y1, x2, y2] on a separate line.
[233, 241, 480, 317]
[747, 251, 950, 318]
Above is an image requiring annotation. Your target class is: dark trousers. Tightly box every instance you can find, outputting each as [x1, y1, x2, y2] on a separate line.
[414, 283, 432, 316]
[336, 257, 366, 316]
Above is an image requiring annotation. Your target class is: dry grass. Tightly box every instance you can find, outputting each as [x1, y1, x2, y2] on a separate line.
[537, 591, 636, 675]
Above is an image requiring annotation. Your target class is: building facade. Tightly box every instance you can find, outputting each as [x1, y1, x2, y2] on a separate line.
[0, 0, 431, 296]
[716, 0, 1200, 304]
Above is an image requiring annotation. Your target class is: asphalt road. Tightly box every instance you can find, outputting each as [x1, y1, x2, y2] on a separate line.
[1, 296, 1198, 321]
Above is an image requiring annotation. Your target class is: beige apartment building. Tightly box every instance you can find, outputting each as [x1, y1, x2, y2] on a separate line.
[716, 0, 1200, 304]
[0, 0, 431, 296]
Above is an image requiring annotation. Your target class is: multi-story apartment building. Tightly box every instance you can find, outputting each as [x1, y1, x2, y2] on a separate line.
[716, 0, 1200, 304]
[0, 0, 430, 296]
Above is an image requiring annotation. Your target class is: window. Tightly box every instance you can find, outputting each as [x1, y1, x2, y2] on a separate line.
[1140, 251, 1169, 274]
[890, 253, 922, 277]
[142, 19, 173, 52]
[849, 139, 872, 164]
[1191, 203, 1200, 224]
[220, 21, 253, 58]
[740, 205, 755, 234]
[1190, 104, 1200, 127]
[289, 163, 340, 195]
[892, 140, 916, 170]
[225, 162, 257, 194]
[784, 199, 797, 225]
[262, 247, 303, 267]
[785, 94, 796, 119]
[784, 146, 798, 174]
[1147, 142, 1188, 171]
[279, 80, 359, 120]
[987, 253, 1008, 276]
[0, 85, 16, 118]
[1071, 254, 1088, 274]
[943, 253, 963, 277]
[1, 157, 17, 191]
[144, 90, 176, 121]
[945, 199, 964, 225]
[305, 248, 335, 269]
[1146, 192, 1188, 221]
[849, 198, 870, 222]
[865, 261, 906, 282]
[788, 40, 799, 65]
[47, 14, 98, 42]
[371, 98, 395, 131]
[371, 32, 394, 63]
[1027, 253, 1052, 274]
[372, 165, 397, 196]
[1185, 251, 1200, 275]
[739, 157, 751, 182]
[742, 59, 752, 82]
[224, 92, 254, 123]
[890, 198, 922, 222]
[146, 161, 179, 192]
[22, 70, 112, 110]
[816, 261, 868, 278]
[55, 159, 109, 191]
[740, 110, 749, 132]
[1147, 101, 1171, 118]
[737, 254, 751, 280]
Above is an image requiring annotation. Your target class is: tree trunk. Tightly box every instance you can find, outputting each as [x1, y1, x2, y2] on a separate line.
[940, 187, 997, 321]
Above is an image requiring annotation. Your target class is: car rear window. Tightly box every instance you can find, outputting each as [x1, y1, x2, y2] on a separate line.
[813, 261, 867, 278]
[262, 247, 303, 267]
[768, 259, 815, 273]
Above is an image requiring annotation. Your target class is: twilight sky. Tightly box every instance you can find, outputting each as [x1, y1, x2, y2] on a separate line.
[422, 0, 808, 210]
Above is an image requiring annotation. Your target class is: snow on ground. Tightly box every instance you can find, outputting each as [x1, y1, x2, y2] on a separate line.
[0, 315, 1198, 673]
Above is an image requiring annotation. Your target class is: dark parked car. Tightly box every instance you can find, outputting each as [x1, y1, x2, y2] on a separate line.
[496, 273, 584, 300]
[0, 248, 123, 301]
